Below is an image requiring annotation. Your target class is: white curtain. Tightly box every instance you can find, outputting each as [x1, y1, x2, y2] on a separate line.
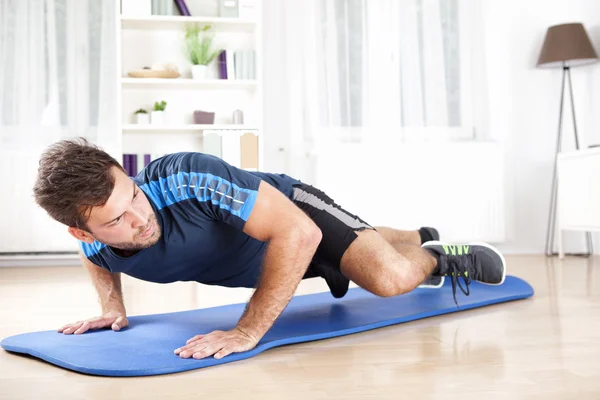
[276, 0, 472, 168]
[0, 0, 117, 253]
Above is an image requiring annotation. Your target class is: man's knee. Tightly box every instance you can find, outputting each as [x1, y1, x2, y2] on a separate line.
[366, 258, 421, 297]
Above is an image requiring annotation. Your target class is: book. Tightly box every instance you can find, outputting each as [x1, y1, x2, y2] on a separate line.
[136, 153, 145, 174]
[221, 132, 241, 168]
[130, 154, 138, 177]
[226, 47, 236, 79]
[174, 0, 191, 16]
[218, 50, 228, 79]
[203, 132, 223, 158]
[240, 132, 258, 169]
[124, 154, 132, 177]
[234, 51, 243, 79]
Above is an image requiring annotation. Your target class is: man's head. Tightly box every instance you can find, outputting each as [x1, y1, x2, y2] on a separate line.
[33, 138, 160, 252]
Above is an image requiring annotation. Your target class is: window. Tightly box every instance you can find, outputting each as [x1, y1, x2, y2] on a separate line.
[316, 0, 475, 139]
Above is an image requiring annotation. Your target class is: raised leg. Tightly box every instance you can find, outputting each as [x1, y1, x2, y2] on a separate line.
[374, 226, 422, 246]
[340, 229, 437, 297]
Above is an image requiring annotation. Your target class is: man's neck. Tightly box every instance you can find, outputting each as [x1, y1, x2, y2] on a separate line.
[111, 247, 140, 258]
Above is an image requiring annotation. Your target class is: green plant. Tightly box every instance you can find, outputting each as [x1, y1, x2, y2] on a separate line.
[185, 24, 221, 66]
[134, 108, 148, 114]
[154, 101, 167, 111]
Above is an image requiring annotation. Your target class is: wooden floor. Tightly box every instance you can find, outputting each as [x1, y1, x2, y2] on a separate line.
[1, 255, 599, 399]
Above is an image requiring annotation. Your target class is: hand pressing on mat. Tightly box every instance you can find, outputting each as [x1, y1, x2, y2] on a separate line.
[58, 311, 128, 335]
[174, 327, 258, 360]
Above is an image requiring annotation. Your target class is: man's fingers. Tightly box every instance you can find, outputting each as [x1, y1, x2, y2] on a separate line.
[74, 321, 91, 334]
[175, 340, 206, 355]
[214, 346, 234, 360]
[61, 322, 83, 335]
[174, 333, 210, 354]
[112, 316, 128, 331]
[175, 330, 249, 359]
[180, 340, 220, 359]
[186, 334, 205, 344]
[59, 314, 126, 335]
[191, 344, 217, 359]
[58, 323, 74, 333]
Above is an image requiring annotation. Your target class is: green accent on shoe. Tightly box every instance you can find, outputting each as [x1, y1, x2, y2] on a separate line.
[442, 245, 457, 255]
[442, 245, 470, 256]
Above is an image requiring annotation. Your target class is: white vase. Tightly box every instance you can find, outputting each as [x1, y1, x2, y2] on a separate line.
[135, 113, 150, 124]
[191, 65, 209, 79]
[151, 111, 166, 125]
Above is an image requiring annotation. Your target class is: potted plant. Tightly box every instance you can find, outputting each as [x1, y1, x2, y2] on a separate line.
[185, 24, 220, 79]
[151, 100, 167, 125]
[134, 108, 150, 124]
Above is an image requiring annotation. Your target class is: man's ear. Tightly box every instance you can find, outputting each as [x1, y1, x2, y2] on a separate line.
[68, 226, 95, 244]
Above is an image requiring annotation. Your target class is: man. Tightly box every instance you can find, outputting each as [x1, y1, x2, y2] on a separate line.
[33, 138, 505, 361]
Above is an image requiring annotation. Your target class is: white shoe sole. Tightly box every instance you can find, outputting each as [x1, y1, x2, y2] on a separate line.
[418, 276, 445, 289]
[422, 240, 506, 286]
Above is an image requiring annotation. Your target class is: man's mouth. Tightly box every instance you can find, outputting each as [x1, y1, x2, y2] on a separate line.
[139, 222, 154, 239]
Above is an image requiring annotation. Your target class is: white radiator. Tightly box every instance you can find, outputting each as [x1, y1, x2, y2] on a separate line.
[0, 149, 78, 253]
[312, 140, 506, 243]
[1, 141, 505, 252]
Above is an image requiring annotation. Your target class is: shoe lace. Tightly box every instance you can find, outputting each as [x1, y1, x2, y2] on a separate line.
[447, 255, 473, 308]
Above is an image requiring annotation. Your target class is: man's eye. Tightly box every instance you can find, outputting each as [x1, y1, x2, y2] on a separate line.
[113, 217, 122, 225]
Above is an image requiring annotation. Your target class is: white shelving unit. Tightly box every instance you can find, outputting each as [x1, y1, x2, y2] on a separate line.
[122, 124, 259, 132]
[121, 77, 258, 90]
[120, 15, 257, 32]
[116, 1, 263, 172]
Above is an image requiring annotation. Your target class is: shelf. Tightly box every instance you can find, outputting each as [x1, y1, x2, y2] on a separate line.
[121, 78, 257, 90]
[120, 15, 257, 32]
[122, 124, 259, 132]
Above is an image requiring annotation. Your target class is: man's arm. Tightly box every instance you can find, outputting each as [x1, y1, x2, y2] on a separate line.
[236, 181, 322, 340]
[81, 253, 127, 316]
[176, 180, 322, 359]
[59, 254, 128, 334]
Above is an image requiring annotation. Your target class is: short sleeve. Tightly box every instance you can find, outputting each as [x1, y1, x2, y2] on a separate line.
[141, 152, 261, 230]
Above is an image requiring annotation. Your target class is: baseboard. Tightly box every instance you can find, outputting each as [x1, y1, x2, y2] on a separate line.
[0, 253, 80, 268]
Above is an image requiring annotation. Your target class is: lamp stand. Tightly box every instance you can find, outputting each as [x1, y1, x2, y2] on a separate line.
[545, 63, 594, 256]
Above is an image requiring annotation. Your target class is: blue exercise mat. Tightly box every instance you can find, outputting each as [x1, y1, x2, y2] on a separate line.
[1, 275, 533, 377]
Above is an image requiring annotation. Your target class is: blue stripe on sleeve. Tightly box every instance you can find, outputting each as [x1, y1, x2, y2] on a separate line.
[79, 240, 106, 258]
[139, 171, 259, 221]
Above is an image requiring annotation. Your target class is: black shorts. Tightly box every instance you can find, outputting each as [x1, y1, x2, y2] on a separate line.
[291, 183, 375, 296]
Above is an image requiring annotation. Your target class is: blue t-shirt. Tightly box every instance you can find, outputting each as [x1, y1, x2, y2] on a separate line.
[79, 152, 301, 288]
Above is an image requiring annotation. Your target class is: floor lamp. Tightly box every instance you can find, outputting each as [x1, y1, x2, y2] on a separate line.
[537, 22, 598, 256]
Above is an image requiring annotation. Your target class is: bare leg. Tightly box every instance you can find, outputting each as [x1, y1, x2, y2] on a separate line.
[375, 226, 421, 246]
[340, 229, 437, 297]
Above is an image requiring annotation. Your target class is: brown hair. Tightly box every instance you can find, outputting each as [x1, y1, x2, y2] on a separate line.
[33, 137, 125, 230]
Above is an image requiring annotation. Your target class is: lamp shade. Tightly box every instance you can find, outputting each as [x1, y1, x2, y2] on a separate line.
[537, 23, 598, 68]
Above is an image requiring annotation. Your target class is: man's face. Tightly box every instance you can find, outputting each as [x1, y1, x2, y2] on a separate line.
[77, 167, 161, 251]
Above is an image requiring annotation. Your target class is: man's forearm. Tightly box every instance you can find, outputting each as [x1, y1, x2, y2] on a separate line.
[96, 272, 126, 315]
[82, 257, 126, 315]
[236, 230, 321, 340]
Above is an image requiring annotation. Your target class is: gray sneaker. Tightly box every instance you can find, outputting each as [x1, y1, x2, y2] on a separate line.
[419, 275, 445, 289]
[422, 241, 506, 305]
[419, 227, 443, 288]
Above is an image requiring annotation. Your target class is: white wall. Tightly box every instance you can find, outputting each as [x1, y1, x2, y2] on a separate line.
[262, 0, 600, 255]
[482, 0, 600, 254]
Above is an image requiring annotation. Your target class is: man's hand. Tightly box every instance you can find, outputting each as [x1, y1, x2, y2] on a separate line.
[174, 327, 258, 360]
[58, 311, 128, 335]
